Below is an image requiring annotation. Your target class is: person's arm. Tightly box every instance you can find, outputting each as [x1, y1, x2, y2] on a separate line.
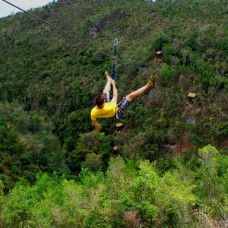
[92, 119, 102, 131]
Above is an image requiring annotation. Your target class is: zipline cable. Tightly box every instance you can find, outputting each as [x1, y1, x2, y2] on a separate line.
[65, 0, 123, 77]
[111, 38, 118, 80]
[2, 0, 89, 46]
[65, 0, 114, 40]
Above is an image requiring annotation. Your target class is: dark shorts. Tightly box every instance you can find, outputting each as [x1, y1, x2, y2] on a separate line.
[117, 97, 131, 118]
[104, 93, 131, 118]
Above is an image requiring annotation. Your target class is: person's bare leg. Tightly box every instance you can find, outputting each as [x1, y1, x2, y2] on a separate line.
[103, 71, 112, 93]
[126, 75, 155, 101]
[111, 78, 118, 103]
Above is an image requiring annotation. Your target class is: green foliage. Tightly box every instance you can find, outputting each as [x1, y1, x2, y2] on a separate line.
[0, 158, 205, 227]
[68, 131, 113, 172]
[159, 64, 177, 87]
[163, 43, 178, 64]
[1, 153, 227, 226]
[196, 145, 227, 217]
[0, 104, 69, 191]
[0, 180, 4, 201]
[1, 0, 227, 159]
[0, 0, 227, 226]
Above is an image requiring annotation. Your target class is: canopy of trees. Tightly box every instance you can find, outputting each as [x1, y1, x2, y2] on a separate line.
[0, 0, 227, 226]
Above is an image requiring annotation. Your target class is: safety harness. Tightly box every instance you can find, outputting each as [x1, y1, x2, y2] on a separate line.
[111, 39, 118, 80]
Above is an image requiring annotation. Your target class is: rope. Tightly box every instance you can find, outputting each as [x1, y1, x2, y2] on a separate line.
[65, 0, 121, 78]
[2, 0, 89, 46]
[111, 38, 118, 80]
[65, 0, 113, 40]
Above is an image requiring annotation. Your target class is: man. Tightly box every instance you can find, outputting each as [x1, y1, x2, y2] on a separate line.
[91, 71, 155, 131]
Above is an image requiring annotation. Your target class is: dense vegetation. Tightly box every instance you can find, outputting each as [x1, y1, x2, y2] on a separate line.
[0, 0, 227, 226]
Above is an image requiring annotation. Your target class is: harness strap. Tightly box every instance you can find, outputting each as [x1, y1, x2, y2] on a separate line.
[111, 39, 118, 80]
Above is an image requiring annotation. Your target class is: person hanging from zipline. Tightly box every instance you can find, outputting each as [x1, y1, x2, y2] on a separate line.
[91, 71, 155, 131]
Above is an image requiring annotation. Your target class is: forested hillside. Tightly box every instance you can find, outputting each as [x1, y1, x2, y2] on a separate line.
[0, 0, 227, 226]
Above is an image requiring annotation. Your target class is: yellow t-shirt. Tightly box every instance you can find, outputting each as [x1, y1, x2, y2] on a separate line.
[91, 101, 117, 121]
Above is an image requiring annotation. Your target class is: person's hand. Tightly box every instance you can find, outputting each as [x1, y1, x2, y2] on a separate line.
[95, 124, 102, 131]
